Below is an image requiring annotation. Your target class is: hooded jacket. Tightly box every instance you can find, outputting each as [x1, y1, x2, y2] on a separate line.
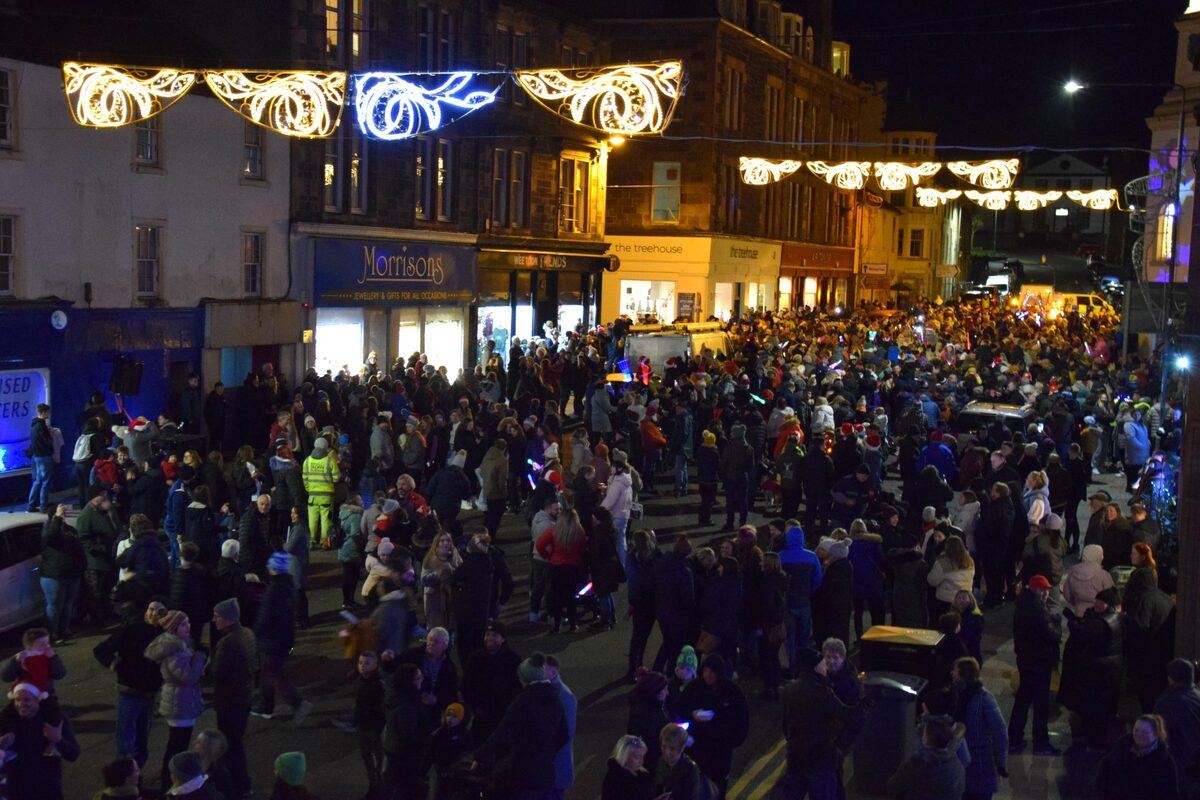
[144, 632, 206, 722]
[886, 732, 967, 800]
[848, 532, 885, 599]
[779, 527, 823, 610]
[1062, 553, 1114, 617]
[719, 426, 754, 481]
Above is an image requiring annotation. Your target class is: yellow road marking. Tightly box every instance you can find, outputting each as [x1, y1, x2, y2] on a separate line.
[746, 758, 787, 800]
[728, 739, 785, 799]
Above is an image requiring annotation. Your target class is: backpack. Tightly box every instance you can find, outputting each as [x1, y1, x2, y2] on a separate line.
[72, 433, 93, 463]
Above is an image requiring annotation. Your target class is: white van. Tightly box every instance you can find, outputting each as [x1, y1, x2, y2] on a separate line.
[0, 513, 46, 633]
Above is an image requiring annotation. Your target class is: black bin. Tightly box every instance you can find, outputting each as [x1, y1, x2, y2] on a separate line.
[851, 671, 928, 795]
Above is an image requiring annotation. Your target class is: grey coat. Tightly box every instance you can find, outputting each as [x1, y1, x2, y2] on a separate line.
[591, 388, 614, 434]
[144, 633, 206, 722]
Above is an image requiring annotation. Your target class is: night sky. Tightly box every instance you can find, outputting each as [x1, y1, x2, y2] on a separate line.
[832, 0, 1183, 154]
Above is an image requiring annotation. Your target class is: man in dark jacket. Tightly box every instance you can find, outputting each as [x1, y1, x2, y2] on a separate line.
[211, 596, 256, 799]
[93, 598, 165, 768]
[452, 536, 496, 665]
[886, 713, 966, 800]
[830, 466, 875, 529]
[1007, 574, 1062, 755]
[76, 486, 119, 627]
[977, 482, 1014, 609]
[650, 537, 696, 673]
[238, 494, 273, 578]
[473, 653, 569, 797]
[679, 654, 750, 796]
[168, 542, 213, 649]
[425, 452, 473, 528]
[719, 424, 755, 531]
[802, 445, 835, 536]
[1082, 490, 1110, 549]
[26, 403, 55, 513]
[399, 628, 459, 726]
[1059, 587, 1123, 751]
[1155, 658, 1200, 797]
[462, 620, 522, 746]
[116, 514, 170, 607]
[252, 552, 312, 723]
[774, 438, 804, 520]
[781, 644, 869, 799]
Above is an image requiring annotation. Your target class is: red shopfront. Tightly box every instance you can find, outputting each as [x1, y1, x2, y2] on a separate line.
[778, 243, 856, 310]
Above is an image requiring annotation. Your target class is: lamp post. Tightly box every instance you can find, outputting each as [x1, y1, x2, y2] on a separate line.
[1065, 78, 1187, 428]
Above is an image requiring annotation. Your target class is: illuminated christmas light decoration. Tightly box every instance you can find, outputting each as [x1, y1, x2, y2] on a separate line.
[353, 72, 499, 140]
[806, 161, 872, 191]
[946, 158, 1020, 189]
[739, 156, 803, 185]
[1065, 189, 1119, 210]
[204, 70, 346, 138]
[873, 161, 942, 191]
[964, 190, 1012, 210]
[915, 187, 962, 207]
[515, 61, 684, 136]
[62, 62, 196, 128]
[1012, 190, 1063, 211]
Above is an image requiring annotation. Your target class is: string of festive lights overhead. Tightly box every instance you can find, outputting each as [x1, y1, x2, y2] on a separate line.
[203, 70, 347, 138]
[515, 62, 684, 136]
[1012, 190, 1063, 210]
[946, 158, 1020, 189]
[915, 187, 963, 207]
[806, 160, 873, 191]
[873, 161, 941, 191]
[739, 156, 803, 186]
[61, 60, 684, 140]
[63, 63, 196, 127]
[353, 72, 498, 141]
[964, 190, 1012, 210]
[1065, 188, 1119, 210]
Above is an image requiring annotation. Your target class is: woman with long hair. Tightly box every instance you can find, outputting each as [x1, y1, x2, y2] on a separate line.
[927, 535, 975, 620]
[536, 507, 589, 632]
[225, 444, 258, 514]
[420, 530, 462, 631]
[1022, 470, 1050, 527]
[1022, 512, 1067, 586]
[1098, 714, 1179, 800]
[1124, 542, 1175, 711]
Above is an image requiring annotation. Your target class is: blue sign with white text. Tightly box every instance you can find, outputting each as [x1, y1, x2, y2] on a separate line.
[313, 239, 477, 306]
[0, 369, 50, 476]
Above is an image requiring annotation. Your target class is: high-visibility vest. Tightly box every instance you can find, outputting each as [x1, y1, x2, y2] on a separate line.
[302, 453, 339, 500]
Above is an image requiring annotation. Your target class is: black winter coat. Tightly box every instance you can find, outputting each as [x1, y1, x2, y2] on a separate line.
[253, 573, 296, 659]
[1011, 590, 1061, 670]
[452, 550, 494, 630]
[700, 572, 742, 645]
[588, 521, 625, 595]
[184, 503, 220, 567]
[813, 557, 853, 647]
[461, 645, 523, 736]
[679, 674, 750, 783]
[627, 691, 672, 769]
[237, 508, 271, 576]
[116, 532, 169, 594]
[1059, 608, 1123, 713]
[40, 518, 87, 580]
[93, 618, 164, 695]
[653, 552, 695, 630]
[475, 681, 569, 791]
[168, 564, 213, 636]
[1098, 734, 1180, 800]
[602, 758, 654, 800]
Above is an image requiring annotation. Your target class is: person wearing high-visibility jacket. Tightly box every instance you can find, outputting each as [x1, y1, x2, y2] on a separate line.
[302, 436, 340, 548]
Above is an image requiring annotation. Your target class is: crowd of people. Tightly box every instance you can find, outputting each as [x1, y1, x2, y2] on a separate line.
[11, 293, 1196, 800]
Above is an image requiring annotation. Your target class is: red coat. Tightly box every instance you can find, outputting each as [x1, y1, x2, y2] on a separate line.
[640, 420, 667, 454]
[535, 526, 588, 566]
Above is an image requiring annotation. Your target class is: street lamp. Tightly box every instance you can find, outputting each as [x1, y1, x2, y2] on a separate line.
[1176, 354, 1192, 372]
[1064, 78, 1187, 426]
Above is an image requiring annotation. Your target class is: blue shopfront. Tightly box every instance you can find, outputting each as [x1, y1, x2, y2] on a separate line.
[0, 303, 202, 502]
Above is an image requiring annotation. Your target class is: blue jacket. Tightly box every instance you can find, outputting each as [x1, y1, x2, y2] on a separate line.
[552, 678, 578, 790]
[779, 527, 823, 610]
[956, 683, 1008, 794]
[426, 464, 472, 520]
[921, 398, 941, 429]
[848, 534, 885, 599]
[254, 573, 296, 658]
[1124, 420, 1151, 466]
[701, 572, 743, 643]
[917, 442, 958, 483]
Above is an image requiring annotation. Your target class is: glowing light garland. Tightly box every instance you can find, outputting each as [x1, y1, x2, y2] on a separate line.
[946, 159, 1020, 189]
[353, 72, 498, 140]
[1012, 190, 1063, 211]
[1066, 189, 1119, 210]
[915, 187, 963, 207]
[739, 156, 803, 185]
[203, 70, 346, 138]
[873, 161, 942, 191]
[964, 190, 1012, 210]
[515, 61, 683, 136]
[63, 62, 196, 127]
[806, 160, 872, 191]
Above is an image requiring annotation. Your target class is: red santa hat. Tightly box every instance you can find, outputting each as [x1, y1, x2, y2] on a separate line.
[130, 416, 150, 431]
[545, 470, 565, 490]
[8, 681, 46, 700]
[866, 433, 882, 450]
[929, 430, 943, 443]
[839, 423, 854, 437]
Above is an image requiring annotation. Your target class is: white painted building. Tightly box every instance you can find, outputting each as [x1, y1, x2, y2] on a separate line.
[0, 57, 298, 445]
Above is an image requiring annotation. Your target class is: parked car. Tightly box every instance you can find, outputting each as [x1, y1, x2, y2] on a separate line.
[0, 512, 45, 634]
[953, 401, 1036, 437]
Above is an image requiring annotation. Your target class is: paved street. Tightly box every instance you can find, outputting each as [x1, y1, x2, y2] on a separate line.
[9, 463, 1134, 799]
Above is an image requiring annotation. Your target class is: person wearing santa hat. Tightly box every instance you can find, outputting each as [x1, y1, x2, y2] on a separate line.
[0, 680, 80, 799]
